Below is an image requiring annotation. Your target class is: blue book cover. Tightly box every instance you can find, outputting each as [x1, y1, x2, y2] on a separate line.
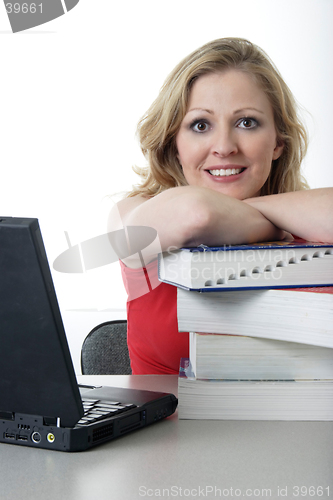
[158, 239, 333, 292]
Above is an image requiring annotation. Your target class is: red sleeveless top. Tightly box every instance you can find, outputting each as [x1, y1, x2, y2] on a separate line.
[120, 259, 189, 374]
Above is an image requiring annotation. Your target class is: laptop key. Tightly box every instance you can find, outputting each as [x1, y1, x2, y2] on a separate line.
[87, 410, 118, 417]
[77, 398, 138, 428]
[94, 402, 121, 407]
[97, 404, 126, 410]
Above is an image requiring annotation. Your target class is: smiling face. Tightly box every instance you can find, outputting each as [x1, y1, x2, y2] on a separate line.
[175, 70, 284, 199]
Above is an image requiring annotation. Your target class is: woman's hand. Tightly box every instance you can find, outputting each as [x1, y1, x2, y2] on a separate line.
[243, 188, 333, 243]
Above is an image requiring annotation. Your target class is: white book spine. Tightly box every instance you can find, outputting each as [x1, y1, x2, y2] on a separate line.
[178, 288, 333, 348]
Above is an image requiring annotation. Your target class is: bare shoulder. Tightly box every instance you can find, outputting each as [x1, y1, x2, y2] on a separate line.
[108, 187, 192, 230]
[120, 195, 147, 215]
[107, 187, 201, 261]
[108, 195, 148, 231]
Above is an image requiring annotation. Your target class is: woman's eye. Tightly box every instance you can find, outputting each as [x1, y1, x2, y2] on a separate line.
[237, 118, 258, 129]
[191, 120, 210, 133]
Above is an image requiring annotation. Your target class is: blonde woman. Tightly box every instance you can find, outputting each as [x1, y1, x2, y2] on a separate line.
[110, 38, 333, 374]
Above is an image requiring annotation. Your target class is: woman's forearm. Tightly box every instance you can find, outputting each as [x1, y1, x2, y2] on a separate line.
[119, 186, 285, 250]
[243, 188, 333, 243]
[110, 186, 287, 268]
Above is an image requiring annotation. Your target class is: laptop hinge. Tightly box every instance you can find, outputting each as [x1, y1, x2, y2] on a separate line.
[42, 416, 61, 427]
[42, 416, 56, 426]
[0, 410, 14, 421]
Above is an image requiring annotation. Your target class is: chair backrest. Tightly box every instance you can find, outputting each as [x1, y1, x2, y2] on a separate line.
[81, 320, 132, 375]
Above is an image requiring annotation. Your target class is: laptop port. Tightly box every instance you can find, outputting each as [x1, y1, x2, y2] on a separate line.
[47, 433, 55, 443]
[4, 432, 16, 440]
[31, 431, 41, 443]
[17, 435, 28, 442]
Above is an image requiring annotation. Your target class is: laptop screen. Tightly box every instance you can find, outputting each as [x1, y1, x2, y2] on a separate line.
[0, 217, 83, 427]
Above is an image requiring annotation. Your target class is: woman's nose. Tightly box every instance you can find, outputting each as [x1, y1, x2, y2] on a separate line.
[211, 129, 238, 157]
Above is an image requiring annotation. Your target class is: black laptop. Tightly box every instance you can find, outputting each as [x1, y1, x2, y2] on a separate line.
[0, 217, 177, 452]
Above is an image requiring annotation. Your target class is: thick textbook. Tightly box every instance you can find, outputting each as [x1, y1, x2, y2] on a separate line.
[189, 332, 333, 380]
[158, 239, 333, 291]
[177, 286, 333, 348]
[178, 359, 333, 421]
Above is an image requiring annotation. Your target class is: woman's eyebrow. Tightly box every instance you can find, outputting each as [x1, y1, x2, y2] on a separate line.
[233, 107, 265, 115]
[186, 107, 265, 115]
[187, 108, 214, 115]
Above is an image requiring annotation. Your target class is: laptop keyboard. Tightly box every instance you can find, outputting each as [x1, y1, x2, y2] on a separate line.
[76, 398, 137, 427]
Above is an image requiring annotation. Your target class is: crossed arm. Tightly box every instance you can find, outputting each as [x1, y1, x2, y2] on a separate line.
[110, 186, 333, 267]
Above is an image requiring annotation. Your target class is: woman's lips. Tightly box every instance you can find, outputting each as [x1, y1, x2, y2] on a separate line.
[205, 166, 247, 180]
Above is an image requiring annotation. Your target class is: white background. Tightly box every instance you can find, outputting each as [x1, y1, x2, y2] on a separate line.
[1, 0, 332, 367]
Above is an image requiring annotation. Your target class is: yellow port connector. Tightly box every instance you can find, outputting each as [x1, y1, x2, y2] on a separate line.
[47, 433, 55, 443]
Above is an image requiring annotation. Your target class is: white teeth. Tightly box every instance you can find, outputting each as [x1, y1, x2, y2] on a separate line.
[209, 168, 242, 177]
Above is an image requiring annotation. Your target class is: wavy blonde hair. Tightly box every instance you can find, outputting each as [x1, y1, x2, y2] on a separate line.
[128, 37, 309, 198]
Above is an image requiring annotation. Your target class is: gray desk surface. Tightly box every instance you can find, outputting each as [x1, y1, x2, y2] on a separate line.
[1, 375, 332, 500]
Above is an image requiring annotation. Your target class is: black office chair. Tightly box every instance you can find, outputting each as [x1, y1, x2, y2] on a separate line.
[81, 320, 132, 375]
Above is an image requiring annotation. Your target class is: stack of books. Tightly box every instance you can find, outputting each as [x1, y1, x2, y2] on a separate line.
[158, 239, 333, 420]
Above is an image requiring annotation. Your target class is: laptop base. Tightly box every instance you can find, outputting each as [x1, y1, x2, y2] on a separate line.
[1, 386, 177, 452]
